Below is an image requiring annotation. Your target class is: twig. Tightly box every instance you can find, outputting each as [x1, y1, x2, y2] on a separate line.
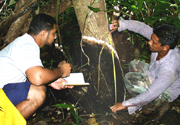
[61, 108, 64, 119]
[49, 88, 57, 103]
[80, 37, 90, 66]
[77, 62, 88, 69]
[55, 0, 62, 46]
[0, 0, 6, 13]
[140, 9, 145, 20]
[74, 96, 82, 107]
[96, 41, 106, 95]
[64, 112, 71, 123]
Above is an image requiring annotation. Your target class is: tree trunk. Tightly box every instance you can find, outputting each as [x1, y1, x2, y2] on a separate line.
[0, 0, 39, 38]
[40, 0, 72, 17]
[71, 0, 125, 114]
[0, 0, 72, 46]
[3, 0, 32, 45]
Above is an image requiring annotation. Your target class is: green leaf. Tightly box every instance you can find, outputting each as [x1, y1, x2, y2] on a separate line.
[54, 103, 74, 108]
[137, 0, 144, 10]
[144, 16, 160, 26]
[88, 6, 101, 12]
[152, 3, 171, 10]
[153, 9, 170, 16]
[9, 0, 16, 6]
[54, 104, 82, 123]
[70, 108, 82, 123]
[145, 0, 171, 4]
[131, 5, 137, 9]
[174, 0, 180, 3]
[106, 8, 119, 13]
[158, 0, 171, 4]
[170, 4, 178, 9]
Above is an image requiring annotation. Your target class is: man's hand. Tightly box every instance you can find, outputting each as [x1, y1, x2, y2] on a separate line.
[110, 20, 119, 33]
[110, 102, 126, 113]
[58, 61, 71, 77]
[49, 78, 74, 90]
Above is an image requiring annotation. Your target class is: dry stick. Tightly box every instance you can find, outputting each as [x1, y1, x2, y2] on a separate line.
[80, 38, 90, 66]
[140, 9, 145, 20]
[61, 108, 65, 119]
[64, 112, 71, 123]
[55, 0, 61, 46]
[0, 0, 6, 13]
[80, 15, 92, 68]
[55, 0, 75, 72]
[49, 88, 57, 103]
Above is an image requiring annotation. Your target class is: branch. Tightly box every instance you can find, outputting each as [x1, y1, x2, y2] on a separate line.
[0, 0, 6, 13]
[0, 0, 40, 36]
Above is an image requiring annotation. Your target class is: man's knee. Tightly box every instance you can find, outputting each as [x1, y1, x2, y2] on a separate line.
[37, 85, 46, 101]
[28, 85, 46, 105]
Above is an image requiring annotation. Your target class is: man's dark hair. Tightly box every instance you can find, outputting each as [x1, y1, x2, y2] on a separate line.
[153, 24, 179, 49]
[28, 14, 56, 35]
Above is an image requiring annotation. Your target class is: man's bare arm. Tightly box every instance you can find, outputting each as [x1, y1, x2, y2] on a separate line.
[26, 61, 71, 86]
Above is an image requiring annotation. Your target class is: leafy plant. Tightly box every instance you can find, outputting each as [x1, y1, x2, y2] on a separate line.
[54, 103, 82, 124]
[105, 0, 180, 62]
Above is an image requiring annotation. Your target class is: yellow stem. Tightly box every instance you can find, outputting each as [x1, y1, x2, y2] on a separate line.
[109, 34, 117, 103]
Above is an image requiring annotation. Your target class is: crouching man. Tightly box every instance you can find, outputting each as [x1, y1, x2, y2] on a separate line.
[110, 20, 180, 120]
[0, 14, 73, 119]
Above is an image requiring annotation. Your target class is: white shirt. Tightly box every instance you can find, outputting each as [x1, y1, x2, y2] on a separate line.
[0, 33, 43, 88]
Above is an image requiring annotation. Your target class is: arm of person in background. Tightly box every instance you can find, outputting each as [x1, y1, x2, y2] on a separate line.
[110, 20, 153, 40]
[26, 60, 71, 86]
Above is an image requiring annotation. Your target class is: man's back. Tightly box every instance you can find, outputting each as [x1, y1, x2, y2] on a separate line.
[0, 33, 43, 88]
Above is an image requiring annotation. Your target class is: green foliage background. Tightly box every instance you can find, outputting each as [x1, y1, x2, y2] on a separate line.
[0, 0, 180, 64]
[106, 0, 180, 29]
[1, 0, 180, 63]
[105, 0, 180, 62]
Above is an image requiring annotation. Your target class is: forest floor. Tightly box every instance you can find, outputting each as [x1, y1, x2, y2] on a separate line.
[26, 87, 180, 125]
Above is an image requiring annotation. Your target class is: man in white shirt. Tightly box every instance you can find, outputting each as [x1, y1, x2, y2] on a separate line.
[0, 14, 73, 119]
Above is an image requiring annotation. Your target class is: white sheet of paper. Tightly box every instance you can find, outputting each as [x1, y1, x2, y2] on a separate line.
[63, 72, 89, 86]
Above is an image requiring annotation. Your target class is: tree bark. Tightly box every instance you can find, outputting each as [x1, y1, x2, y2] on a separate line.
[72, 0, 113, 44]
[71, 0, 125, 114]
[0, 0, 39, 37]
[0, 0, 72, 46]
[40, 0, 72, 18]
[3, 0, 32, 45]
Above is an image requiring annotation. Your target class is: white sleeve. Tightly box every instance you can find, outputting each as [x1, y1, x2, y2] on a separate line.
[118, 20, 153, 40]
[13, 42, 43, 74]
